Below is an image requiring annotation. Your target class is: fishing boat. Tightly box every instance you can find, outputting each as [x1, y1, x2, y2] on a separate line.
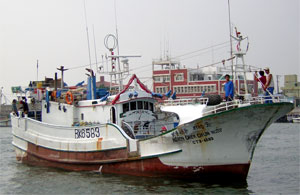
[11, 73, 293, 180]
[11, 31, 294, 180]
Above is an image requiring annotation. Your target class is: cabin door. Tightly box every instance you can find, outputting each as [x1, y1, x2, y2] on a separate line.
[110, 107, 116, 124]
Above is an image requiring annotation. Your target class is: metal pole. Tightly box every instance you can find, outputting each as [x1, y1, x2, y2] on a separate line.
[61, 68, 64, 89]
[57, 66, 68, 89]
[92, 25, 98, 70]
[242, 56, 248, 95]
[276, 75, 280, 94]
[228, 0, 234, 79]
[37, 60, 39, 82]
[83, 0, 94, 99]
[114, 0, 122, 92]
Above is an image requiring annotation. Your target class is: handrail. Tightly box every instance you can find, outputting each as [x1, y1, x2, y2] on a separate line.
[121, 121, 136, 139]
[163, 97, 208, 106]
[202, 96, 291, 116]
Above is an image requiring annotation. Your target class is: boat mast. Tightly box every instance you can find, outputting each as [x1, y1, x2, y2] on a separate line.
[36, 60, 39, 82]
[114, 0, 122, 92]
[57, 66, 68, 89]
[83, 0, 94, 99]
[227, 0, 234, 80]
[92, 25, 98, 71]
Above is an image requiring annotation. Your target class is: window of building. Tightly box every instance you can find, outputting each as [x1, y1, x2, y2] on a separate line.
[189, 73, 204, 81]
[174, 73, 184, 82]
[155, 86, 168, 94]
[154, 76, 161, 83]
[162, 75, 170, 82]
[211, 85, 215, 92]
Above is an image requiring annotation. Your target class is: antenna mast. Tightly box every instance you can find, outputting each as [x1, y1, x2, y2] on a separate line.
[227, 0, 234, 79]
[83, 0, 94, 99]
[92, 25, 98, 70]
[36, 60, 39, 82]
[114, 0, 122, 92]
[57, 66, 68, 89]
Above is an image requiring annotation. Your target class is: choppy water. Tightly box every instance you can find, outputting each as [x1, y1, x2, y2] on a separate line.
[0, 123, 299, 194]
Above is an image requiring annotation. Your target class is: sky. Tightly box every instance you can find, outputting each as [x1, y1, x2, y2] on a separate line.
[0, 0, 299, 102]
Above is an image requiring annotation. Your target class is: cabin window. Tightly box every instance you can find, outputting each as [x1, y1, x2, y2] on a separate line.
[149, 102, 154, 112]
[144, 101, 149, 110]
[130, 101, 136, 110]
[123, 103, 129, 113]
[137, 101, 143, 109]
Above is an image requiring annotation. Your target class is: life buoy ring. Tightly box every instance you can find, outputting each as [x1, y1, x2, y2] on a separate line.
[65, 91, 73, 105]
[52, 91, 56, 99]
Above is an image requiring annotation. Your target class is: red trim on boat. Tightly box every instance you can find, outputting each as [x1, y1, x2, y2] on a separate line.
[15, 143, 250, 180]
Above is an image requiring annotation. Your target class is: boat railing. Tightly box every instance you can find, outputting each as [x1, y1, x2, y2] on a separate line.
[202, 95, 292, 116]
[202, 100, 241, 116]
[124, 120, 177, 139]
[163, 97, 208, 106]
[121, 121, 136, 139]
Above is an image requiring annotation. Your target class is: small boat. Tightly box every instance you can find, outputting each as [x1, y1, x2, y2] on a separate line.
[292, 117, 300, 123]
[0, 117, 11, 127]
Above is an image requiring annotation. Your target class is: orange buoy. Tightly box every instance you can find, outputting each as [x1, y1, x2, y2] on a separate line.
[52, 91, 56, 99]
[65, 91, 73, 105]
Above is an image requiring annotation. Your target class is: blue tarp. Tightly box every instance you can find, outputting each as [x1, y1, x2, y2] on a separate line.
[152, 92, 163, 98]
[171, 92, 176, 100]
[165, 90, 172, 98]
[75, 81, 85, 87]
[87, 76, 96, 100]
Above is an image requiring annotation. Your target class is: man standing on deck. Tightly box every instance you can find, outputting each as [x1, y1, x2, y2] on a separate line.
[19, 97, 29, 117]
[263, 67, 274, 103]
[224, 74, 234, 101]
[255, 70, 267, 94]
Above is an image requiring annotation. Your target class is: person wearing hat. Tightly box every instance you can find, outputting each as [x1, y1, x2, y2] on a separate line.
[263, 67, 274, 103]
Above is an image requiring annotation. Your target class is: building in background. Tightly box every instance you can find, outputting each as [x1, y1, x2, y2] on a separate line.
[281, 74, 300, 106]
[152, 57, 258, 99]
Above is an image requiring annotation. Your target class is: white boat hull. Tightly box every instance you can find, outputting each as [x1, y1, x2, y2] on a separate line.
[11, 102, 293, 180]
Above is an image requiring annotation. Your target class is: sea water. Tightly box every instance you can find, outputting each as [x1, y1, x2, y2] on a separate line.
[0, 123, 299, 194]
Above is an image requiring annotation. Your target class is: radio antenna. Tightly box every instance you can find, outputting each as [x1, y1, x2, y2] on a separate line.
[83, 0, 94, 99]
[92, 25, 98, 70]
[114, 0, 122, 91]
[83, 0, 92, 71]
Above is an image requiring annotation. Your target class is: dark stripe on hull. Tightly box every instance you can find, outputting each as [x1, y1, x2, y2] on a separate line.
[101, 158, 250, 180]
[15, 143, 250, 180]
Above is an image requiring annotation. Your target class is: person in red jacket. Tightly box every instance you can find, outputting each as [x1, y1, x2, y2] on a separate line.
[255, 70, 267, 91]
